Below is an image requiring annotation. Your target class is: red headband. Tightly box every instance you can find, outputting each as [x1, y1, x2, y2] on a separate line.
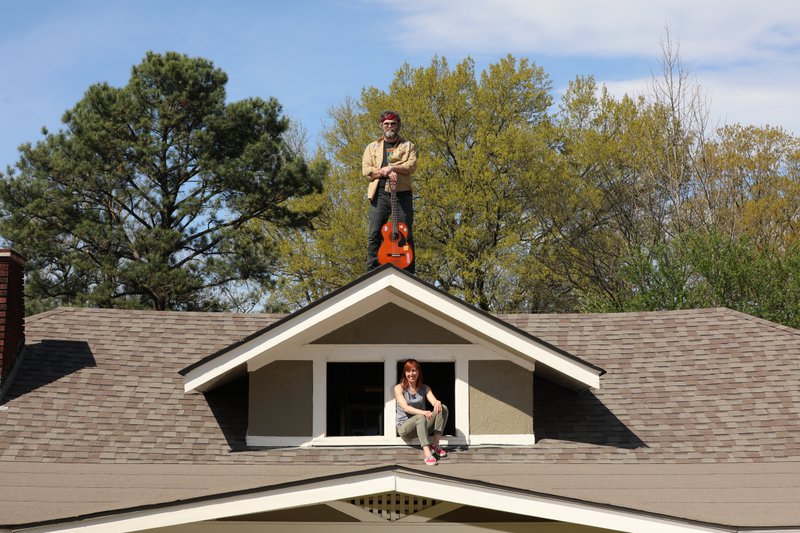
[381, 113, 399, 123]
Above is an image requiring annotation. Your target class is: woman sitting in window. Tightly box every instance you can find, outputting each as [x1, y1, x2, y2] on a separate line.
[394, 359, 449, 465]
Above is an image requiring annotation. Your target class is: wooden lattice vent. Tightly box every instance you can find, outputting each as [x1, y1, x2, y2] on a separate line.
[347, 492, 439, 522]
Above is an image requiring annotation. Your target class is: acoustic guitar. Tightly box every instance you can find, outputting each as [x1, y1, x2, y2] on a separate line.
[377, 177, 413, 269]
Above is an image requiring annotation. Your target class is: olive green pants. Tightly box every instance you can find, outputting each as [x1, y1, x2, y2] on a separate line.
[396, 405, 449, 446]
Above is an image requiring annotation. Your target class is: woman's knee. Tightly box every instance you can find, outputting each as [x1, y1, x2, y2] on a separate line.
[437, 404, 449, 423]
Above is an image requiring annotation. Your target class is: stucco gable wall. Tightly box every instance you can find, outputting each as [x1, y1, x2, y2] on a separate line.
[469, 360, 533, 435]
[249, 360, 313, 436]
[312, 303, 471, 344]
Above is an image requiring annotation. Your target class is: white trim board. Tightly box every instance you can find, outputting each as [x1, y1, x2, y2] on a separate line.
[183, 268, 601, 394]
[244, 435, 537, 447]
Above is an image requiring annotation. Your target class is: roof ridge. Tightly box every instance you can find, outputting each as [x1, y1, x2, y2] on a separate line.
[28, 306, 284, 319]
[24, 306, 72, 323]
[716, 307, 800, 337]
[498, 307, 732, 320]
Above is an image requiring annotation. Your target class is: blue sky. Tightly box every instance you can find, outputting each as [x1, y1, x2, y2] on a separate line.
[2, 0, 799, 171]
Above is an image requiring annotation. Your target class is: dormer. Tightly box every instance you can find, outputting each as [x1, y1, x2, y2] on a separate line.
[180, 266, 604, 447]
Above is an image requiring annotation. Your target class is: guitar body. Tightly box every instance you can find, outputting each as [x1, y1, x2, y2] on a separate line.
[378, 220, 413, 269]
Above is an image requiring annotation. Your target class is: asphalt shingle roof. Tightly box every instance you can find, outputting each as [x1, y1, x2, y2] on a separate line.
[1, 306, 799, 528]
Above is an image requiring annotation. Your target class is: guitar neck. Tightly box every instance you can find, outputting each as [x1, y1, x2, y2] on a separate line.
[391, 179, 398, 227]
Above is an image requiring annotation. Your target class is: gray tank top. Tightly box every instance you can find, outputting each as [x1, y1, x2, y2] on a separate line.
[396, 384, 427, 427]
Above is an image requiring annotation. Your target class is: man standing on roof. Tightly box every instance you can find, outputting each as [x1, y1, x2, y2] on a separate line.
[362, 110, 418, 274]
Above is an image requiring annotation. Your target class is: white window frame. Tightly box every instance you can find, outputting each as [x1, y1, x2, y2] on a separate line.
[310, 349, 469, 446]
[246, 344, 535, 447]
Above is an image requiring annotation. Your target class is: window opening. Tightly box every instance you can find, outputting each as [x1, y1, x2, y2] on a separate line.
[327, 362, 384, 436]
[396, 361, 455, 436]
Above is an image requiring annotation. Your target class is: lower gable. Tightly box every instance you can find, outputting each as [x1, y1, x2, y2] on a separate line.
[18, 468, 758, 533]
[143, 495, 611, 532]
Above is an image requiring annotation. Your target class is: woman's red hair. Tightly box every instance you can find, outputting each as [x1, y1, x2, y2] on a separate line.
[400, 359, 424, 390]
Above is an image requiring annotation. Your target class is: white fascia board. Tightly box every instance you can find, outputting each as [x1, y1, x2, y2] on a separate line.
[184, 268, 598, 393]
[298, 344, 507, 361]
[384, 275, 601, 389]
[183, 275, 395, 392]
[393, 471, 738, 533]
[18, 472, 398, 533]
[248, 343, 492, 374]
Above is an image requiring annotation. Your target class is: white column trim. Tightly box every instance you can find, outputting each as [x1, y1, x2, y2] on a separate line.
[455, 358, 469, 441]
[383, 361, 397, 439]
[312, 359, 326, 440]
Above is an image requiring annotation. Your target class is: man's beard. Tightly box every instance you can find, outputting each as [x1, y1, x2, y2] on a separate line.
[384, 129, 398, 140]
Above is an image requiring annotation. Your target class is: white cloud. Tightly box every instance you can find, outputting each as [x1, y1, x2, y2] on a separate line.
[384, 0, 800, 64]
[698, 68, 800, 135]
[381, 0, 800, 135]
[600, 60, 800, 136]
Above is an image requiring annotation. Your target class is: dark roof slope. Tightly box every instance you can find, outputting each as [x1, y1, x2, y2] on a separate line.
[1, 306, 798, 464]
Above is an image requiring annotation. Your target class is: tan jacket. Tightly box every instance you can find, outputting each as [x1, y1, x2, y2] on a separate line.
[362, 137, 418, 201]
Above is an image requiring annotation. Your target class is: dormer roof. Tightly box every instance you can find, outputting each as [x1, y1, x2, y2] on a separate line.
[180, 265, 605, 393]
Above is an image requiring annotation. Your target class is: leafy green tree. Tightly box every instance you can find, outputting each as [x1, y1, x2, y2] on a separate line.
[542, 76, 647, 309]
[547, 36, 800, 326]
[265, 47, 800, 329]
[695, 124, 800, 248]
[0, 52, 323, 312]
[403, 56, 562, 311]
[262, 97, 373, 309]
[585, 230, 800, 329]
[271, 56, 574, 311]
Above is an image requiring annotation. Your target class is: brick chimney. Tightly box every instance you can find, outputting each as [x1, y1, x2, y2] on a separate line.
[0, 249, 25, 388]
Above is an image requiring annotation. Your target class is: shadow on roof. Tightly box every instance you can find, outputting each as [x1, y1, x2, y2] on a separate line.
[534, 376, 647, 449]
[205, 375, 250, 451]
[3, 340, 95, 403]
[199, 375, 647, 452]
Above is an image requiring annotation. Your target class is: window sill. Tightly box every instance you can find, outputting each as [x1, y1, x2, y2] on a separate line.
[246, 434, 535, 448]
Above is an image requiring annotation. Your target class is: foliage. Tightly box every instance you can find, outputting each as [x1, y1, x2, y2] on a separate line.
[0, 52, 324, 311]
[5, 47, 799, 329]
[270, 56, 575, 311]
[267, 49, 800, 330]
[584, 230, 800, 329]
